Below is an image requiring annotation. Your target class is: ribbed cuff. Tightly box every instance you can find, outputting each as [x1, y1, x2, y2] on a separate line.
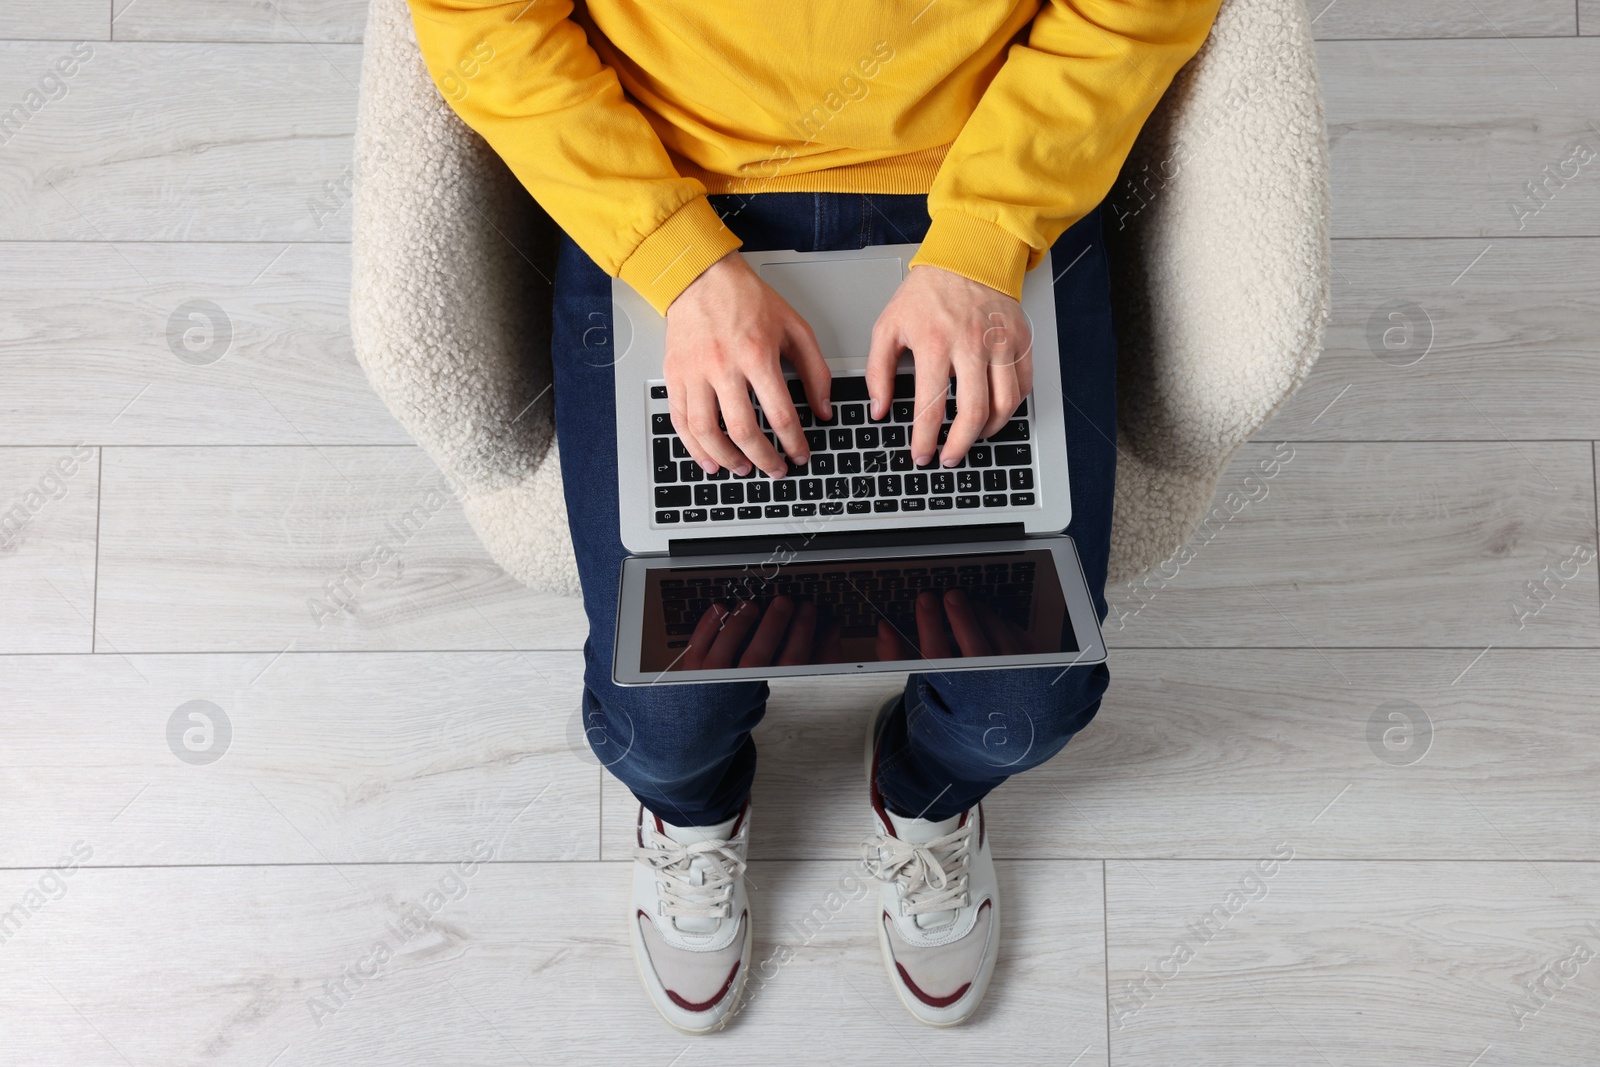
[617, 196, 744, 316]
[907, 210, 1033, 302]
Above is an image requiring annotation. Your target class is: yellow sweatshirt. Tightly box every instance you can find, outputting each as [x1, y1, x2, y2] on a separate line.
[407, 0, 1222, 316]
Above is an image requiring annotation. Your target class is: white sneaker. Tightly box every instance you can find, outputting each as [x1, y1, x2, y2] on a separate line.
[861, 697, 1000, 1026]
[630, 801, 754, 1034]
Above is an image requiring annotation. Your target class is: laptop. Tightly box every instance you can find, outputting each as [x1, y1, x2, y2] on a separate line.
[609, 242, 1106, 685]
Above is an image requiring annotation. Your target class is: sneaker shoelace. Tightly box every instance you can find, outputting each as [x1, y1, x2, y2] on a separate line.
[636, 830, 748, 923]
[861, 821, 974, 924]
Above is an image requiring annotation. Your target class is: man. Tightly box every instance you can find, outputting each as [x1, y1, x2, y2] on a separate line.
[409, 0, 1220, 1032]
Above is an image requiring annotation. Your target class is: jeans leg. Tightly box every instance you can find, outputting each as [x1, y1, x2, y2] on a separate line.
[550, 231, 769, 828]
[875, 206, 1119, 821]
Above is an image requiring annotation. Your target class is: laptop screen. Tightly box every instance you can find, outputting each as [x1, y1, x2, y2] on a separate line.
[636, 548, 1075, 674]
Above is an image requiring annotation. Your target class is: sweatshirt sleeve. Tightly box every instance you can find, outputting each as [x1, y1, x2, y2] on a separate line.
[406, 0, 741, 315]
[907, 0, 1223, 300]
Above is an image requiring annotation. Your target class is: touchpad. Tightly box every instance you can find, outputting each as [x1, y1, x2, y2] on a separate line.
[759, 257, 903, 363]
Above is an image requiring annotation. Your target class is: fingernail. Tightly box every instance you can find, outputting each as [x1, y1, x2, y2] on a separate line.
[913, 454, 931, 468]
[795, 453, 810, 465]
[942, 456, 959, 468]
[699, 458, 717, 474]
[735, 462, 753, 476]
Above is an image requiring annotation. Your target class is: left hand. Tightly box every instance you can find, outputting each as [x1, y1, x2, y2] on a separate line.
[865, 265, 1033, 468]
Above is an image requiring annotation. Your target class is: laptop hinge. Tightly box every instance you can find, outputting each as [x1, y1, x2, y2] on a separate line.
[666, 522, 1028, 558]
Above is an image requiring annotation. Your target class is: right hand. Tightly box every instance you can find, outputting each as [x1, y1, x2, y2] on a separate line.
[663, 251, 832, 479]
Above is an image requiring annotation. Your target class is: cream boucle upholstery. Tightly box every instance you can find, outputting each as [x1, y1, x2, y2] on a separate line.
[351, 0, 1329, 600]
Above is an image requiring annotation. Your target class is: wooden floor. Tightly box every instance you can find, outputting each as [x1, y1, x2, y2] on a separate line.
[3, 3, 1599, 1064]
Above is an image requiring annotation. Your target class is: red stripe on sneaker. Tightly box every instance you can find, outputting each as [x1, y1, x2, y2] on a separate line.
[895, 963, 971, 1008]
[666, 959, 742, 1013]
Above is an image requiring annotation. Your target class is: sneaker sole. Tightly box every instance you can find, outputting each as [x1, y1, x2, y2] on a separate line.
[863, 693, 1001, 1028]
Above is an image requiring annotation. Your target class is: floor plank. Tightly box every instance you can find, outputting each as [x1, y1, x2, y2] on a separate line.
[112, 0, 368, 42]
[0, 651, 597, 866]
[602, 650, 1600, 862]
[1584, 0, 1599, 35]
[93, 446, 588, 652]
[0, 445, 99, 652]
[0, 41, 359, 242]
[0, 241, 407, 446]
[1105, 860, 1600, 1066]
[1321, 39, 1600, 237]
[0, 2, 107, 40]
[1263, 238, 1600, 440]
[1307, 0, 1576, 38]
[0, 859, 1108, 1065]
[1107, 442, 1598, 648]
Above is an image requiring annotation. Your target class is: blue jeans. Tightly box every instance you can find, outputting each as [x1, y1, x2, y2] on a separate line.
[551, 192, 1117, 826]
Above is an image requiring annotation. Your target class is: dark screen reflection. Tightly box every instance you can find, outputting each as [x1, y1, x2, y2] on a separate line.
[639, 549, 1073, 673]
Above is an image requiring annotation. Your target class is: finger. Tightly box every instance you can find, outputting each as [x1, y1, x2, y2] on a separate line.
[876, 617, 912, 662]
[704, 597, 762, 670]
[716, 379, 784, 478]
[776, 601, 818, 666]
[981, 356, 1023, 441]
[914, 590, 954, 659]
[943, 587, 995, 658]
[681, 380, 750, 475]
[667, 391, 713, 474]
[865, 315, 902, 422]
[749, 368, 806, 472]
[784, 315, 833, 423]
[682, 601, 730, 671]
[738, 595, 795, 668]
[909, 345, 952, 468]
[941, 356, 990, 467]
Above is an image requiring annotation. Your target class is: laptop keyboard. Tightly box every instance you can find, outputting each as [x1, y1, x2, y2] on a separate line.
[648, 373, 1039, 526]
[659, 558, 1039, 640]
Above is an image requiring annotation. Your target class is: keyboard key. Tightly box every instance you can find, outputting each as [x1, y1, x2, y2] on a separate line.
[765, 505, 790, 518]
[656, 509, 680, 523]
[932, 472, 955, 494]
[956, 495, 980, 509]
[711, 507, 734, 521]
[956, 471, 980, 493]
[811, 453, 835, 475]
[655, 486, 691, 507]
[786, 378, 808, 402]
[995, 444, 1032, 466]
[815, 406, 838, 427]
[826, 477, 850, 498]
[982, 493, 1007, 508]
[679, 460, 703, 481]
[855, 427, 879, 449]
[889, 451, 912, 471]
[902, 497, 927, 511]
[821, 501, 844, 515]
[863, 451, 887, 473]
[892, 400, 914, 423]
[905, 473, 928, 495]
[851, 477, 875, 498]
[969, 446, 992, 467]
[774, 480, 797, 501]
[841, 403, 866, 426]
[720, 483, 744, 505]
[653, 438, 671, 464]
[873, 499, 899, 513]
[651, 413, 673, 434]
[882, 425, 906, 448]
[986, 420, 1030, 442]
[1010, 492, 1036, 507]
[983, 469, 1007, 492]
[878, 474, 902, 496]
[796, 407, 813, 427]
[828, 429, 852, 450]
[650, 384, 668, 399]
[868, 403, 890, 425]
[793, 503, 817, 516]
[832, 376, 871, 401]
[787, 460, 808, 477]
[806, 430, 827, 452]
[847, 501, 871, 514]
[800, 479, 824, 500]
[893, 374, 917, 399]
[838, 452, 862, 474]
[1009, 468, 1034, 490]
[930, 496, 955, 510]
[747, 481, 771, 503]
[737, 506, 762, 520]
[707, 467, 730, 481]
[694, 485, 718, 506]
[1015, 397, 1028, 416]
[683, 508, 707, 522]
[654, 461, 676, 484]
